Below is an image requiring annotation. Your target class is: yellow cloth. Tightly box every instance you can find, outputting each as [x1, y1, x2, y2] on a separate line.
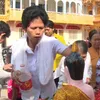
[53, 34, 66, 71]
[53, 85, 90, 100]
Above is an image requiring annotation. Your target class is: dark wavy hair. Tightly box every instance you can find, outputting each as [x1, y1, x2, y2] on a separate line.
[64, 52, 84, 80]
[89, 29, 98, 41]
[22, 5, 49, 29]
[0, 21, 10, 37]
[88, 29, 99, 47]
[46, 20, 54, 29]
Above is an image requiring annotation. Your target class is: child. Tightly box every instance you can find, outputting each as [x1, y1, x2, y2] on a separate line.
[53, 43, 94, 100]
[7, 79, 22, 100]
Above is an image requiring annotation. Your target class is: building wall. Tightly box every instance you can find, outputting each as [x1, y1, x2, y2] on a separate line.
[6, 22, 20, 46]
[63, 29, 83, 45]
[5, 0, 92, 46]
[47, 0, 56, 11]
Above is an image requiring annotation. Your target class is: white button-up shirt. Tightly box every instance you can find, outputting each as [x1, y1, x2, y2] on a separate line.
[11, 34, 67, 100]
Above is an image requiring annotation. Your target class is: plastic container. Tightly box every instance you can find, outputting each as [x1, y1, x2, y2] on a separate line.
[14, 64, 34, 100]
[18, 64, 32, 91]
[11, 50, 34, 100]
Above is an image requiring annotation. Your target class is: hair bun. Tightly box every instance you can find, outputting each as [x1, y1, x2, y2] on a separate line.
[71, 42, 78, 52]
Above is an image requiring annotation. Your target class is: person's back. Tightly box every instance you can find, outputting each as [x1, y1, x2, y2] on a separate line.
[54, 84, 92, 100]
[68, 75, 94, 100]
[74, 82, 94, 100]
[53, 43, 95, 100]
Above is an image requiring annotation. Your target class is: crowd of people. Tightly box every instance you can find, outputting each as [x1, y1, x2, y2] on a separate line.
[0, 4, 100, 100]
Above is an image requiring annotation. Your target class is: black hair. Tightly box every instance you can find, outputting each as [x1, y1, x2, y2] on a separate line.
[64, 53, 84, 80]
[86, 37, 92, 48]
[75, 40, 88, 54]
[0, 21, 10, 37]
[22, 5, 49, 29]
[46, 20, 54, 29]
[89, 29, 98, 41]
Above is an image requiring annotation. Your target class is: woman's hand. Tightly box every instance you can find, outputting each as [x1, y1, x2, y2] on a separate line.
[12, 70, 22, 85]
[86, 78, 90, 84]
[3, 64, 13, 72]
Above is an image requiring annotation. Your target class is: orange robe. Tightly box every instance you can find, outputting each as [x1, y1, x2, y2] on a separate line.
[53, 85, 90, 100]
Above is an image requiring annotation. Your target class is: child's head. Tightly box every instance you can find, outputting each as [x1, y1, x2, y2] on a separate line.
[64, 42, 85, 80]
[75, 40, 88, 60]
[64, 52, 84, 80]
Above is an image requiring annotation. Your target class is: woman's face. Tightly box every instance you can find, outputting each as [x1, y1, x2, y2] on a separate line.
[90, 33, 100, 49]
[45, 27, 54, 37]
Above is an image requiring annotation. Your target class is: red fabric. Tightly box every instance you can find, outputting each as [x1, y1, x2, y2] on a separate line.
[19, 79, 32, 90]
[95, 89, 100, 100]
[7, 79, 21, 99]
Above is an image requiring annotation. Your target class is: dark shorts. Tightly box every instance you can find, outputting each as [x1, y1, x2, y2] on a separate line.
[17, 98, 22, 100]
[54, 77, 59, 87]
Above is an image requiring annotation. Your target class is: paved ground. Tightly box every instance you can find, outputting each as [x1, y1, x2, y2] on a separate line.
[0, 89, 8, 100]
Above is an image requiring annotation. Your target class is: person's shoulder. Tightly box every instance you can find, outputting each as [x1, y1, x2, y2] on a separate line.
[84, 84, 94, 92]
[53, 85, 67, 98]
[83, 84, 94, 100]
[43, 34, 58, 41]
[88, 47, 93, 52]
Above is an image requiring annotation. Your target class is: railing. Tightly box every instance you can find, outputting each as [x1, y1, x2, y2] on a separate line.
[0, 0, 10, 22]
[82, 0, 93, 5]
[0, 0, 5, 14]
[0, 0, 94, 25]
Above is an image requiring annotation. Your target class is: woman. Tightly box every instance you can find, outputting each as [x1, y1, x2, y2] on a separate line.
[53, 43, 95, 100]
[88, 29, 100, 88]
[88, 29, 100, 99]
